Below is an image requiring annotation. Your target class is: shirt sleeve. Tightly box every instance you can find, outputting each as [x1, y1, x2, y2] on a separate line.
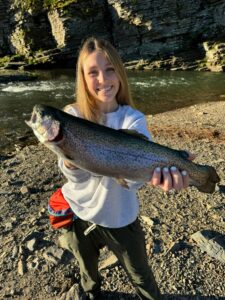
[127, 115, 152, 141]
[58, 157, 91, 183]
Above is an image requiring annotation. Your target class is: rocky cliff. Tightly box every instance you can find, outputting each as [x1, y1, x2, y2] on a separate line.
[0, 0, 225, 71]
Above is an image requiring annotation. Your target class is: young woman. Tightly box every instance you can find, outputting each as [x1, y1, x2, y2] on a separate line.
[58, 37, 191, 300]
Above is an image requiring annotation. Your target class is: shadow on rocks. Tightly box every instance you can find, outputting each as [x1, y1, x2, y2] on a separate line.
[218, 184, 225, 194]
[60, 287, 225, 300]
[60, 285, 138, 300]
[82, 292, 225, 300]
[163, 296, 225, 300]
[100, 291, 138, 299]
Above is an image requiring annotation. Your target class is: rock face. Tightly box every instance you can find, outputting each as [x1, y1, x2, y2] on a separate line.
[0, 0, 11, 56]
[203, 41, 225, 71]
[0, 0, 225, 70]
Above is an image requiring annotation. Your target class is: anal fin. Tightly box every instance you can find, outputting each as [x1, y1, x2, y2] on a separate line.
[115, 177, 129, 189]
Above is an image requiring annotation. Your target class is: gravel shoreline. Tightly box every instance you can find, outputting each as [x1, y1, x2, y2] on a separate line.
[0, 101, 224, 300]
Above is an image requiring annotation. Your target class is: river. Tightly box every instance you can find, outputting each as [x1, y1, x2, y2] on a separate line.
[0, 69, 225, 154]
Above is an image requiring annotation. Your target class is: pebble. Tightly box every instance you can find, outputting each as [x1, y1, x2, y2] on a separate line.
[9, 289, 16, 296]
[140, 215, 154, 226]
[26, 238, 37, 252]
[43, 252, 58, 265]
[4, 222, 13, 230]
[12, 246, 18, 258]
[20, 186, 30, 194]
[27, 257, 40, 270]
[99, 254, 118, 270]
[45, 285, 54, 294]
[18, 259, 26, 275]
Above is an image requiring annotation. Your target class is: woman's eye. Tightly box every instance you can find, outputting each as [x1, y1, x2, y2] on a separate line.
[106, 67, 114, 72]
[88, 70, 98, 76]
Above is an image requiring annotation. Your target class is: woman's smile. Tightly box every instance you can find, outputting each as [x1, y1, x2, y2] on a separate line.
[96, 86, 112, 92]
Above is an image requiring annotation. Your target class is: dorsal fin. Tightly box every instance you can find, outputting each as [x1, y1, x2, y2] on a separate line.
[118, 129, 149, 141]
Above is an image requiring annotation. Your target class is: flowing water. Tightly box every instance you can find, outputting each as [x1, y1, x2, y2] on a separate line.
[0, 69, 225, 154]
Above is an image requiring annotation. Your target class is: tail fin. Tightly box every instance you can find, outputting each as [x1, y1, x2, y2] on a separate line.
[197, 166, 220, 193]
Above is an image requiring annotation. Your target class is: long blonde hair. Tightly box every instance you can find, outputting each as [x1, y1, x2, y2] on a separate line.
[75, 37, 134, 123]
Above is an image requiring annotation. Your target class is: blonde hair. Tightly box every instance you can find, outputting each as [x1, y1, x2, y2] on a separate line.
[75, 37, 134, 123]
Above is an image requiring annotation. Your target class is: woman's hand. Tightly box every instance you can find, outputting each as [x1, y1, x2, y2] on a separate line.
[149, 151, 196, 192]
[64, 160, 78, 170]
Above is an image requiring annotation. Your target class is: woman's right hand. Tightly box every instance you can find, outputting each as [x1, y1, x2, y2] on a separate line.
[149, 151, 196, 192]
[149, 166, 189, 192]
[64, 160, 78, 170]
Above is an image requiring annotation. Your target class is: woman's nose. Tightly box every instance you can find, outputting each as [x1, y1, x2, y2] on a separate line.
[98, 71, 107, 82]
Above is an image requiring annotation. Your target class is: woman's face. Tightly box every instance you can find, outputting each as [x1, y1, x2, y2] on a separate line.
[82, 50, 120, 112]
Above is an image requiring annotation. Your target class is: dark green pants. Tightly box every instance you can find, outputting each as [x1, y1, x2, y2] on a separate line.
[60, 218, 162, 300]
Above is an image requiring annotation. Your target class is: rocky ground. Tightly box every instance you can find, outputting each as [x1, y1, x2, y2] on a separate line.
[0, 101, 224, 300]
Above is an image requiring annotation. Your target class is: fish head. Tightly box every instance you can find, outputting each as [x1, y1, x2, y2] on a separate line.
[25, 104, 62, 145]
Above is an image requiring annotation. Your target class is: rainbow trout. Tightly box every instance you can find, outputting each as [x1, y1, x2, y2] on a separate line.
[26, 105, 220, 193]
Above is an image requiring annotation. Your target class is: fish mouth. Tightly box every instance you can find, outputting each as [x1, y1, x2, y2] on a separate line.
[26, 110, 62, 143]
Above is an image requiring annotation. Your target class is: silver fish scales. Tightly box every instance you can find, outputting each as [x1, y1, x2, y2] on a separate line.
[26, 105, 220, 193]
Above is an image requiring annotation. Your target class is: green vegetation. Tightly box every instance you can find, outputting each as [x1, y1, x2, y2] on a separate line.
[14, 0, 42, 11]
[44, 0, 79, 9]
[0, 54, 25, 67]
[13, 0, 98, 19]
[0, 56, 11, 67]
[195, 59, 207, 70]
[0, 56, 11, 65]
[14, 0, 82, 11]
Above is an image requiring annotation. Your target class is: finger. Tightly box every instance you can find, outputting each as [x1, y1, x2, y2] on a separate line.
[170, 166, 183, 190]
[149, 167, 162, 186]
[181, 170, 189, 188]
[189, 153, 196, 161]
[161, 167, 172, 191]
[184, 150, 196, 161]
[64, 160, 77, 169]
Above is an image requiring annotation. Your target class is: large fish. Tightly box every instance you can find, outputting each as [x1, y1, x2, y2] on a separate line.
[26, 105, 220, 193]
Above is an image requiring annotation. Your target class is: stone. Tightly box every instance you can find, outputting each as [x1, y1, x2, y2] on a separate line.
[20, 186, 30, 194]
[4, 222, 13, 230]
[203, 42, 225, 72]
[12, 246, 18, 258]
[46, 246, 64, 261]
[18, 259, 26, 275]
[26, 238, 37, 252]
[27, 257, 40, 270]
[191, 230, 225, 263]
[43, 252, 58, 265]
[59, 283, 80, 300]
[140, 215, 154, 227]
[99, 254, 118, 271]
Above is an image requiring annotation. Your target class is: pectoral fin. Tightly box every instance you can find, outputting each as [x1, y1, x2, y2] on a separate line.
[115, 177, 129, 189]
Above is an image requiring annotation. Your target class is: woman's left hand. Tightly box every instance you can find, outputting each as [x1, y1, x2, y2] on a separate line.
[149, 151, 196, 192]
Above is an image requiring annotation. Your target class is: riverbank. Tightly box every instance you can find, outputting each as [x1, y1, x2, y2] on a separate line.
[0, 101, 224, 299]
[0, 70, 38, 83]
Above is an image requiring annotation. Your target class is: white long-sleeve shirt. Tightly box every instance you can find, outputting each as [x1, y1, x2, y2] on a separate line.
[59, 104, 152, 228]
